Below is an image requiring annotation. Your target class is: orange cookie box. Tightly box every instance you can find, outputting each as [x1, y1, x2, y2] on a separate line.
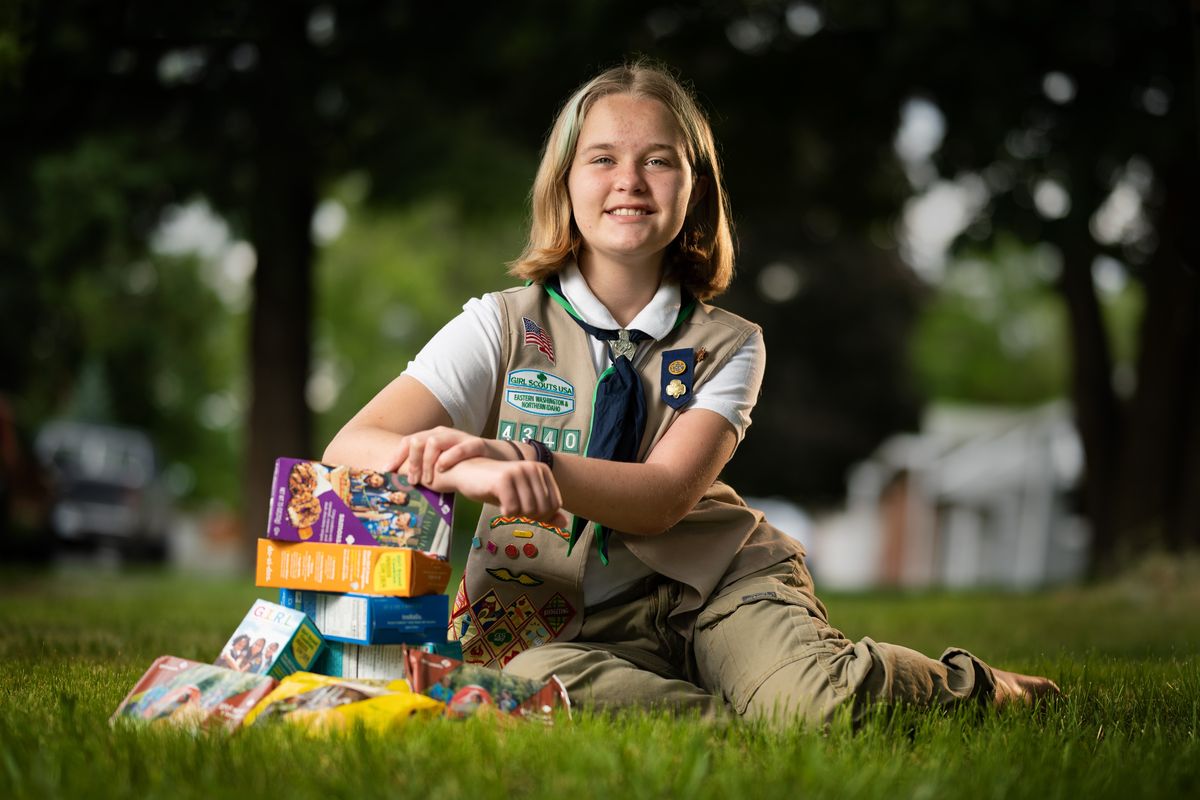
[255, 539, 451, 597]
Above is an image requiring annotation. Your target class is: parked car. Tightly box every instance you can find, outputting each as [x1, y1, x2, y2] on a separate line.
[35, 421, 172, 559]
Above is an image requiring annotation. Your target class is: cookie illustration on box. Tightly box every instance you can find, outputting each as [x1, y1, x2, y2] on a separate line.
[266, 458, 453, 558]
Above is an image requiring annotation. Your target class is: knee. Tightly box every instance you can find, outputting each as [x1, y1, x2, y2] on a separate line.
[502, 644, 590, 684]
[741, 656, 854, 728]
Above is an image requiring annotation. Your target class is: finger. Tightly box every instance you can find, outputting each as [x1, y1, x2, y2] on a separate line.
[436, 440, 482, 472]
[404, 438, 423, 485]
[527, 465, 554, 521]
[512, 465, 539, 519]
[540, 464, 563, 513]
[390, 438, 411, 474]
[496, 473, 518, 517]
[529, 463, 559, 521]
[422, 436, 443, 486]
[551, 509, 570, 530]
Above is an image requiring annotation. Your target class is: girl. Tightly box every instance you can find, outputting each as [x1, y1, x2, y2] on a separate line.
[324, 61, 1057, 724]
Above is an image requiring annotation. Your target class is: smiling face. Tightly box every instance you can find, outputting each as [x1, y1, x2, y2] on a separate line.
[567, 93, 703, 278]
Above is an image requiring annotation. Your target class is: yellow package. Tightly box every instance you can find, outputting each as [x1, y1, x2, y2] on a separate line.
[243, 671, 443, 732]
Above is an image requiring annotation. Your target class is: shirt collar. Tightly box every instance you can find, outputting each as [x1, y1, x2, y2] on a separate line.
[558, 263, 681, 341]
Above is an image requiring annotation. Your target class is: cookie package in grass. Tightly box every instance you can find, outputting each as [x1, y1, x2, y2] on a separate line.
[110, 656, 277, 732]
[407, 649, 570, 723]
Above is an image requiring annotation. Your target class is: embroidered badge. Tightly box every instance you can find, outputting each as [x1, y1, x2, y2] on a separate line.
[451, 579, 470, 619]
[561, 428, 582, 454]
[660, 348, 696, 410]
[471, 590, 505, 633]
[497, 645, 525, 667]
[506, 595, 536, 626]
[696, 346, 708, 363]
[538, 426, 560, 451]
[539, 593, 577, 634]
[459, 591, 570, 668]
[484, 621, 517, 655]
[522, 317, 555, 364]
[463, 637, 490, 664]
[504, 369, 575, 417]
[489, 515, 570, 540]
[517, 617, 552, 649]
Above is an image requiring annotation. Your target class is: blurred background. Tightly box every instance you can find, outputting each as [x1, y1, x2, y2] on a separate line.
[1, 1, 1196, 588]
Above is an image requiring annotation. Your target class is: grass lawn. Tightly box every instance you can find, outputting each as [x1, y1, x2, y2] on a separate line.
[1, 556, 1197, 800]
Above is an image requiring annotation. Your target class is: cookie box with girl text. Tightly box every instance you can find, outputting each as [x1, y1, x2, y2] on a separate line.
[214, 599, 326, 680]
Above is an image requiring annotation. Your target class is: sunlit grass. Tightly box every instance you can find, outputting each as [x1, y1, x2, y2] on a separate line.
[1, 558, 1196, 799]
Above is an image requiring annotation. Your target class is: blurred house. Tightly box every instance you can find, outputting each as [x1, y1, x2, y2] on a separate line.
[806, 402, 1090, 590]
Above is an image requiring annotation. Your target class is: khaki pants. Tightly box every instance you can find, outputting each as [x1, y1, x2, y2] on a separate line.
[503, 556, 996, 726]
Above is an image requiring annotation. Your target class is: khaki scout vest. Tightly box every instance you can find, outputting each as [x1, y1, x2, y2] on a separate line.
[449, 282, 804, 669]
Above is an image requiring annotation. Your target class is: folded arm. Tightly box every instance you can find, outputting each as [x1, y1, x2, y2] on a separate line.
[324, 375, 565, 526]
[325, 375, 738, 535]
[430, 404, 736, 536]
[322, 375, 455, 472]
[531, 408, 735, 535]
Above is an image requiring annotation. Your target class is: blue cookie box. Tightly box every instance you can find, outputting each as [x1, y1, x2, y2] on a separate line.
[278, 589, 449, 646]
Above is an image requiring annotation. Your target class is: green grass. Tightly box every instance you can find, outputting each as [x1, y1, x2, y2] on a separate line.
[1, 557, 1197, 799]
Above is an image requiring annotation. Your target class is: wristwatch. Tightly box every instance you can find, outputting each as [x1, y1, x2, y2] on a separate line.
[522, 436, 555, 471]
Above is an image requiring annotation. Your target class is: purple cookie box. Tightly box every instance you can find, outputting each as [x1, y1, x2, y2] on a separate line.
[265, 458, 454, 557]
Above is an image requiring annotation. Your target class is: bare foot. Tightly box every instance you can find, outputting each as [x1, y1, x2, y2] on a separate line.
[992, 668, 1061, 708]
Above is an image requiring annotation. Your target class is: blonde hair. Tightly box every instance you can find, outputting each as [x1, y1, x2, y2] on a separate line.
[508, 60, 735, 301]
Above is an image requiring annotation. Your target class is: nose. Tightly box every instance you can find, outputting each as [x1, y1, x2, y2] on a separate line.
[614, 162, 646, 193]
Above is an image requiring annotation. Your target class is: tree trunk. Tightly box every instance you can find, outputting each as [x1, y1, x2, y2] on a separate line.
[1112, 0, 1200, 556]
[1071, 0, 1200, 572]
[242, 13, 315, 561]
[1057, 243, 1123, 574]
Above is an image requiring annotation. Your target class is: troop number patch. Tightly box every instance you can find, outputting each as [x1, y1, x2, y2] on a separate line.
[504, 369, 575, 417]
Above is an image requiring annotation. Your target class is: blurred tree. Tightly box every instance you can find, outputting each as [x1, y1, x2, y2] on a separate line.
[912, 238, 1072, 405]
[6, 0, 1193, 573]
[889, 0, 1200, 567]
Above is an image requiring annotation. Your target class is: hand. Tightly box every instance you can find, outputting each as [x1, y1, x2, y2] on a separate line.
[392, 426, 516, 486]
[425, 457, 569, 529]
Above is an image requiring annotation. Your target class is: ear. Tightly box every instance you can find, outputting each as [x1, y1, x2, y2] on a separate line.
[688, 175, 709, 213]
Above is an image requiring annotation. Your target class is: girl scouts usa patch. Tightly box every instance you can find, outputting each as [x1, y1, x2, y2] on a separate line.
[504, 369, 575, 416]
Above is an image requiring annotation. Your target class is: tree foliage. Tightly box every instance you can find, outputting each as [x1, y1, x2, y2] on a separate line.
[4, 1, 1196, 568]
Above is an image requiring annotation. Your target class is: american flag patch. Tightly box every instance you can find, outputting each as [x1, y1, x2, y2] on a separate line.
[522, 317, 555, 363]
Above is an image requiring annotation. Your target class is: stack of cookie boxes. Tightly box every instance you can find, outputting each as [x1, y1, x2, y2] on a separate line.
[255, 458, 460, 679]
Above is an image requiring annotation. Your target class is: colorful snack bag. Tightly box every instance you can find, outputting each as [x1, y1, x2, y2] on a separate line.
[243, 671, 442, 732]
[406, 649, 570, 723]
[111, 656, 277, 732]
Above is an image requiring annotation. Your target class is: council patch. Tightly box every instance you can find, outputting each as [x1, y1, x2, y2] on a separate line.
[504, 369, 575, 417]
